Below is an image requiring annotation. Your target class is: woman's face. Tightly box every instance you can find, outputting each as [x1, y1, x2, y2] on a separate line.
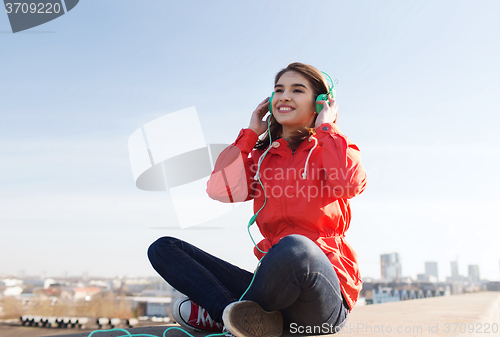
[272, 71, 316, 131]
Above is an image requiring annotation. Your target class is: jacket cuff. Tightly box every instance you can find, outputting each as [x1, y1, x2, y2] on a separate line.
[233, 128, 259, 153]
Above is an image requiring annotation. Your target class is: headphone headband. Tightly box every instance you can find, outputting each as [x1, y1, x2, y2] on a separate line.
[321, 71, 337, 98]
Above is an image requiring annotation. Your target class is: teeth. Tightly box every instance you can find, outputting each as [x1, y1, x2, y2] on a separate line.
[279, 107, 293, 111]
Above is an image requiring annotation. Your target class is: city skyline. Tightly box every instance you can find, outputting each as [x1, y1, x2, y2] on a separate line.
[3, 256, 497, 284]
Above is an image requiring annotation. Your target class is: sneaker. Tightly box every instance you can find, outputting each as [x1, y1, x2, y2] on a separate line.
[222, 301, 283, 337]
[172, 297, 224, 332]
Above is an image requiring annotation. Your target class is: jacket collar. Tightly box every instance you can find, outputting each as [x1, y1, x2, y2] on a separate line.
[266, 134, 317, 156]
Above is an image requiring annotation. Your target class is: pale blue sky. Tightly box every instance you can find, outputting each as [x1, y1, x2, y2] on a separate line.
[1, 0, 499, 281]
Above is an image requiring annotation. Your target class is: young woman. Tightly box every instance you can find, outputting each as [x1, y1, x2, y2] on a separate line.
[148, 62, 367, 337]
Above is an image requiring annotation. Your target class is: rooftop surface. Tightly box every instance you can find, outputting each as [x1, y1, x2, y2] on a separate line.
[42, 291, 500, 337]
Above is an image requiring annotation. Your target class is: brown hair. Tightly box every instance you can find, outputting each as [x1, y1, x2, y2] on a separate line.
[255, 62, 332, 151]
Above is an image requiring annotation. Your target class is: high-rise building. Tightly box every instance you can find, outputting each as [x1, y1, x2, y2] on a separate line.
[425, 262, 438, 282]
[380, 253, 401, 282]
[468, 265, 480, 283]
[451, 261, 459, 280]
[417, 273, 429, 282]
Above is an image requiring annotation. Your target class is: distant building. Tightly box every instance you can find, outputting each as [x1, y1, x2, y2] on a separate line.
[468, 265, 480, 284]
[400, 276, 413, 283]
[130, 296, 172, 317]
[3, 286, 23, 297]
[360, 281, 450, 305]
[44, 278, 58, 289]
[450, 261, 459, 280]
[417, 274, 428, 282]
[425, 262, 438, 282]
[2, 278, 23, 287]
[380, 253, 401, 282]
[74, 287, 102, 301]
[487, 282, 500, 291]
[89, 279, 112, 290]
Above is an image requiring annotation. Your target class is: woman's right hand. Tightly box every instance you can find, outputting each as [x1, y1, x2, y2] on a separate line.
[248, 97, 271, 136]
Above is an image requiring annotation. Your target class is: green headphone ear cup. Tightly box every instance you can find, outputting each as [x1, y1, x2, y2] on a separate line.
[268, 92, 274, 114]
[316, 94, 329, 114]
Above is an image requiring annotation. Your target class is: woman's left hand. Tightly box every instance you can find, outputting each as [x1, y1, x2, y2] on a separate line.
[315, 95, 338, 129]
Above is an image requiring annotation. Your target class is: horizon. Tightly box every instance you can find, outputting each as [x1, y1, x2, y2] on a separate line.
[1, 254, 495, 283]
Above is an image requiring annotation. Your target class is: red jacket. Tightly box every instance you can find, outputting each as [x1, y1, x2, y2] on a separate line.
[206, 122, 367, 312]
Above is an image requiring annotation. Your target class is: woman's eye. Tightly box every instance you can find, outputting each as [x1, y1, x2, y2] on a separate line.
[274, 89, 303, 93]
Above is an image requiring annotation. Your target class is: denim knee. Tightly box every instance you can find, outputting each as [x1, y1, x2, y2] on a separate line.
[147, 236, 179, 265]
[271, 235, 325, 268]
[276, 235, 322, 256]
[278, 234, 315, 246]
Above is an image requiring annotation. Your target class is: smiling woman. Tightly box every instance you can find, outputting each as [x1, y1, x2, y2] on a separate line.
[271, 72, 317, 141]
[148, 62, 367, 337]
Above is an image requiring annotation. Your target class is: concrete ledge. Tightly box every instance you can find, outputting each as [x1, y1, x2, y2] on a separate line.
[338, 291, 500, 336]
[43, 291, 500, 337]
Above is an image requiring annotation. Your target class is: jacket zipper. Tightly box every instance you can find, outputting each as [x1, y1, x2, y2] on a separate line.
[283, 151, 296, 232]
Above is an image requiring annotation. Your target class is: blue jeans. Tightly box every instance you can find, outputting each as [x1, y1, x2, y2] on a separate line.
[148, 234, 349, 334]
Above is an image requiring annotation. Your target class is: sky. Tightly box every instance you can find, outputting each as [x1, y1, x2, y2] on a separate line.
[1, 0, 500, 282]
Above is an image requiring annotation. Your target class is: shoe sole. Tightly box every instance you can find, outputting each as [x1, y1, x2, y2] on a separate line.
[222, 301, 283, 337]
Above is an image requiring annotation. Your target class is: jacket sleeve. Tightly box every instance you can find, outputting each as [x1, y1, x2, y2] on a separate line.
[206, 128, 259, 203]
[315, 122, 367, 199]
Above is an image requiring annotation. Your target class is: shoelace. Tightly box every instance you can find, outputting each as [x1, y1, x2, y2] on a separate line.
[222, 326, 235, 337]
[196, 306, 222, 329]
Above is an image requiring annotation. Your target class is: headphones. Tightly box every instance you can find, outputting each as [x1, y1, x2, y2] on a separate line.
[268, 71, 337, 114]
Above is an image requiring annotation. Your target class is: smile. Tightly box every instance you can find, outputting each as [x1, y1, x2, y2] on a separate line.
[278, 107, 295, 113]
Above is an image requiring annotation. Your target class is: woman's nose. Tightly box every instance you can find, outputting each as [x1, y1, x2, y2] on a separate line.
[279, 90, 291, 101]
